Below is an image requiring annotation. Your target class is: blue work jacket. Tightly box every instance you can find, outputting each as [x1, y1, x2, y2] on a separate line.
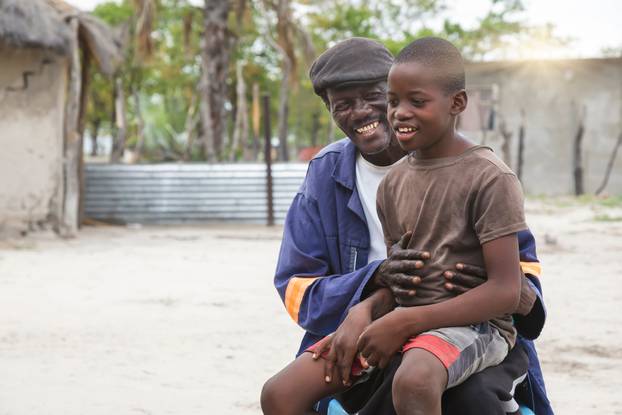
[274, 138, 553, 415]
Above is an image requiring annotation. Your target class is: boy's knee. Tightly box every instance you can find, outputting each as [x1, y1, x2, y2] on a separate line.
[392, 357, 445, 412]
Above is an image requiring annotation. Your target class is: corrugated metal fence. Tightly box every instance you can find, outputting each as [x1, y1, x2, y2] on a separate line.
[84, 163, 308, 224]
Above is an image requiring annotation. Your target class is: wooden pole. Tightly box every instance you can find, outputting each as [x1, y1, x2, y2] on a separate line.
[595, 132, 622, 195]
[517, 109, 526, 182]
[78, 48, 91, 228]
[60, 17, 82, 237]
[263, 94, 274, 226]
[573, 106, 586, 196]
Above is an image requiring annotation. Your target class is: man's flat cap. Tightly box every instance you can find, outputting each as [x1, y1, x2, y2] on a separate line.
[309, 37, 393, 97]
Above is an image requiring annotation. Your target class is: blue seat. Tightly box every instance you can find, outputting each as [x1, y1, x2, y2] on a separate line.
[519, 405, 536, 415]
[327, 399, 536, 414]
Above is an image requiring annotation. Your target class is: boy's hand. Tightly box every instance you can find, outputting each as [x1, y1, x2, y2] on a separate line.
[374, 231, 430, 299]
[357, 310, 411, 369]
[320, 303, 373, 386]
[442, 262, 486, 294]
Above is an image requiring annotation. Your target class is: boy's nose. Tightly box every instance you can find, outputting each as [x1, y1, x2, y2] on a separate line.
[393, 104, 413, 121]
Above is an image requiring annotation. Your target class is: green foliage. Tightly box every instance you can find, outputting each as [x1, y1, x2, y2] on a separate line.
[84, 0, 567, 162]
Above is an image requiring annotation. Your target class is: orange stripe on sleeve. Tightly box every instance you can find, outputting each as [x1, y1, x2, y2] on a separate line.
[520, 261, 542, 278]
[284, 277, 320, 323]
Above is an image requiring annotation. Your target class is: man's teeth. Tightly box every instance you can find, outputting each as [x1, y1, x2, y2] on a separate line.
[356, 121, 379, 134]
[397, 127, 415, 133]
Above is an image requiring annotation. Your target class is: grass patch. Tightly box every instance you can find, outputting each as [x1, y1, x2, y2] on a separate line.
[528, 194, 622, 208]
[594, 214, 622, 222]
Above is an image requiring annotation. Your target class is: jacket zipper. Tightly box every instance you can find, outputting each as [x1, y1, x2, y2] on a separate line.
[350, 247, 358, 272]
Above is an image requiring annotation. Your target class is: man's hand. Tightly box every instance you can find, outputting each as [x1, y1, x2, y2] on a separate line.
[374, 231, 430, 301]
[312, 302, 373, 386]
[356, 309, 411, 369]
[442, 262, 487, 295]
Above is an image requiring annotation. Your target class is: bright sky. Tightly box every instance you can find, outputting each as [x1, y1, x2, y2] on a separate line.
[68, 0, 621, 58]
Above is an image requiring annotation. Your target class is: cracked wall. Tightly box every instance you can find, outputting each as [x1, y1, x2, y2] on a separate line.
[0, 45, 68, 235]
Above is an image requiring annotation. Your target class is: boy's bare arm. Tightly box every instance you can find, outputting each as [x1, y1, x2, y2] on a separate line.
[357, 234, 522, 368]
[443, 264, 537, 315]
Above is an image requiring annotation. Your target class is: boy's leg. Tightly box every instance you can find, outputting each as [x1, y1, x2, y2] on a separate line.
[392, 324, 509, 415]
[261, 352, 347, 415]
[392, 347, 447, 415]
[354, 338, 526, 415]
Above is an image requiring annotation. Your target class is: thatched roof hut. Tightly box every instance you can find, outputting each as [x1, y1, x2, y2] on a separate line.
[0, 0, 71, 53]
[0, 0, 122, 237]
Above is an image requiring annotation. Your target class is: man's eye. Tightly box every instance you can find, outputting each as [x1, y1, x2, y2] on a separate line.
[365, 93, 382, 100]
[334, 103, 348, 111]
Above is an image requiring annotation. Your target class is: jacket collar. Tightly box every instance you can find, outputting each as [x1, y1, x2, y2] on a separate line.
[330, 139, 368, 225]
[331, 138, 358, 190]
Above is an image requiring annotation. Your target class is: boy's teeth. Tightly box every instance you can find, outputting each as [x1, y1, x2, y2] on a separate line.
[398, 127, 414, 132]
[356, 121, 379, 133]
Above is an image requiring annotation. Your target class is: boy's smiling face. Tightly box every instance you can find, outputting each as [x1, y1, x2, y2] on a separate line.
[387, 62, 466, 155]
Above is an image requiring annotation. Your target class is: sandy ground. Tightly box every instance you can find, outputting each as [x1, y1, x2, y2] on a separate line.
[0, 198, 621, 415]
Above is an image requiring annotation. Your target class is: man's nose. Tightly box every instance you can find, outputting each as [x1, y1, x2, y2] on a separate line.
[352, 99, 373, 118]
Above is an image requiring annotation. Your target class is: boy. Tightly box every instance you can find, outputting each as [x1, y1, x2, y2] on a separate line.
[358, 36, 526, 414]
[261, 37, 526, 415]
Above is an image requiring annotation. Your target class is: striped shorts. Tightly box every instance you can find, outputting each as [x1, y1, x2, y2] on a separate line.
[403, 322, 509, 389]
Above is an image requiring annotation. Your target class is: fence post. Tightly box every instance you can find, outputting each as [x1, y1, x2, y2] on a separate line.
[263, 95, 275, 226]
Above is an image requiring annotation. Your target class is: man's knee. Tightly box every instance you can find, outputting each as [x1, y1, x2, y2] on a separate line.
[442, 372, 504, 415]
[261, 376, 292, 415]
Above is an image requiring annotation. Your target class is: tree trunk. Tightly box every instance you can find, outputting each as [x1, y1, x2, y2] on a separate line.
[60, 18, 82, 237]
[198, 65, 215, 161]
[596, 132, 622, 195]
[250, 82, 261, 160]
[516, 109, 526, 182]
[132, 88, 146, 162]
[277, 54, 291, 161]
[230, 61, 248, 161]
[201, 0, 233, 160]
[110, 77, 127, 163]
[183, 92, 199, 161]
[311, 111, 319, 147]
[573, 106, 586, 196]
[90, 119, 100, 156]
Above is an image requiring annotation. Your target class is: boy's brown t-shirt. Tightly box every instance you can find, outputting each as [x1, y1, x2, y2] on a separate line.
[376, 145, 527, 346]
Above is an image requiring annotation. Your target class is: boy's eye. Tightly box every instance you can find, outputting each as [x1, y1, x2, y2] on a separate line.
[388, 98, 398, 107]
[411, 99, 426, 106]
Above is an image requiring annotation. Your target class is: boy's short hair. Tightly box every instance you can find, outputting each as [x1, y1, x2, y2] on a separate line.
[394, 37, 465, 94]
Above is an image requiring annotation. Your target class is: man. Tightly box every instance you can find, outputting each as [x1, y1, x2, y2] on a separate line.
[271, 37, 552, 415]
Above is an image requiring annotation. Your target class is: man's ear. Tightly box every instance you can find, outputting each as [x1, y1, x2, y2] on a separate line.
[322, 97, 330, 110]
[450, 90, 467, 115]
[321, 92, 331, 111]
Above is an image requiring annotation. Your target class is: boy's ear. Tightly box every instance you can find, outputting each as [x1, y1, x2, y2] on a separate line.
[450, 90, 467, 115]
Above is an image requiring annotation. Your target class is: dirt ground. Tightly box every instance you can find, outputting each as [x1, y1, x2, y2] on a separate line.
[0, 197, 621, 415]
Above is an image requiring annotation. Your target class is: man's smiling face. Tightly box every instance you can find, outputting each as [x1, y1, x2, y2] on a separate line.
[326, 81, 393, 155]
